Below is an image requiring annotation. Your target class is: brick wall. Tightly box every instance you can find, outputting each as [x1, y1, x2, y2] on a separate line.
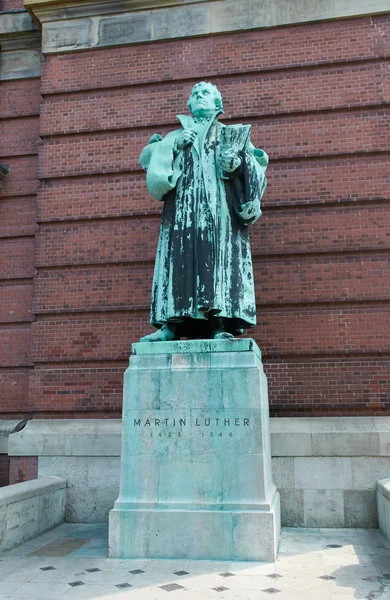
[1, 15, 390, 418]
[0, 0, 24, 9]
[0, 455, 10, 487]
[9, 456, 38, 484]
[0, 78, 40, 420]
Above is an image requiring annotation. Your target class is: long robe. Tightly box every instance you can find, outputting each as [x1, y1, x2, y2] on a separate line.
[139, 112, 268, 338]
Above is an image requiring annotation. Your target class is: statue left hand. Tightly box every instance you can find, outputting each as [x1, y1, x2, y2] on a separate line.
[219, 149, 242, 173]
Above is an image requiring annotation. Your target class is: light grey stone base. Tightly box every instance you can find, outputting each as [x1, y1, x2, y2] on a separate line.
[377, 478, 390, 543]
[110, 339, 280, 560]
[109, 491, 280, 562]
[0, 476, 66, 552]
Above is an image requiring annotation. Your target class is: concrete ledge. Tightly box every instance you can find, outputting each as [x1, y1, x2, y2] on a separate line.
[0, 420, 22, 453]
[0, 11, 41, 80]
[0, 476, 66, 552]
[9, 419, 122, 457]
[377, 478, 390, 501]
[377, 478, 390, 542]
[23, 0, 390, 54]
[0, 11, 38, 36]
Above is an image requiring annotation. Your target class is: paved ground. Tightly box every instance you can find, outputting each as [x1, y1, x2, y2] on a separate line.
[1, 524, 390, 599]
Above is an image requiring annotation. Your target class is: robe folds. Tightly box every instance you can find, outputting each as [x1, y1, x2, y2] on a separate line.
[139, 112, 268, 338]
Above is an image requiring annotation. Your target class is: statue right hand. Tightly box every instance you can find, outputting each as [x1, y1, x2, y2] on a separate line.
[176, 128, 197, 150]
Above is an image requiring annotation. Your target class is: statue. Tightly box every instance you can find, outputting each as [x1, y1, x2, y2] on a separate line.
[139, 82, 268, 341]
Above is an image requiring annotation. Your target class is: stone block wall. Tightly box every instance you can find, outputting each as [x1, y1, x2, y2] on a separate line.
[9, 418, 390, 527]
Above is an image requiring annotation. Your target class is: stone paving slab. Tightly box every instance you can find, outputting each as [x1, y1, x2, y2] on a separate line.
[0, 524, 390, 599]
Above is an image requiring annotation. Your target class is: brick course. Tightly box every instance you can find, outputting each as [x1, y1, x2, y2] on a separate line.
[0, 455, 10, 487]
[33, 204, 390, 267]
[9, 456, 38, 485]
[0, 238, 36, 279]
[0, 79, 41, 119]
[39, 62, 389, 136]
[0, 116, 40, 158]
[38, 109, 390, 179]
[0, 371, 30, 413]
[35, 155, 389, 223]
[0, 282, 33, 323]
[30, 308, 390, 363]
[40, 17, 390, 94]
[31, 255, 390, 314]
[0, 156, 38, 197]
[0, 197, 37, 237]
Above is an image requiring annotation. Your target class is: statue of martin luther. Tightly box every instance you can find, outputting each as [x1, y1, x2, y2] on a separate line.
[139, 82, 268, 341]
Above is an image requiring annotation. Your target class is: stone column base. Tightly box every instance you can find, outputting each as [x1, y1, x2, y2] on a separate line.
[109, 491, 280, 561]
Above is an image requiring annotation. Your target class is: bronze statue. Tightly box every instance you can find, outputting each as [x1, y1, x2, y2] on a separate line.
[139, 82, 268, 341]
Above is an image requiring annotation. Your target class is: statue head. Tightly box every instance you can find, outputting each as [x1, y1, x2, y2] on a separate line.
[187, 82, 223, 118]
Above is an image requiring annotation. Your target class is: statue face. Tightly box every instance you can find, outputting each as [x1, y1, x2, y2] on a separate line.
[188, 84, 218, 117]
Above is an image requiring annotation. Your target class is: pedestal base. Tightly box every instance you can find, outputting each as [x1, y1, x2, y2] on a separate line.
[109, 339, 280, 561]
[109, 492, 280, 562]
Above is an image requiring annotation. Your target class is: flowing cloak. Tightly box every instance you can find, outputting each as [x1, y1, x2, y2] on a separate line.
[139, 112, 268, 338]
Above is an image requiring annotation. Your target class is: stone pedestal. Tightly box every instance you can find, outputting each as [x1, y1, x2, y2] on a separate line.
[109, 339, 280, 561]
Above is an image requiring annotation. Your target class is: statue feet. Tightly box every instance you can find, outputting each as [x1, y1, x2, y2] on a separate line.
[211, 329, 234, 340]
[140, 324, 176, 342]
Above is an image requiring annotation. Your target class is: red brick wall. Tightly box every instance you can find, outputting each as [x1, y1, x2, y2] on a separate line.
[0, 78, 40, 419]
[0, 455, 10, 487]
[9, 456, 38, 484]
[1, 15, 390, 419]
[1, 0, 24, 9]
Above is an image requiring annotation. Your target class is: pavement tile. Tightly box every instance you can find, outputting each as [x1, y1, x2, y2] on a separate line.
[1, 524, 390, 600]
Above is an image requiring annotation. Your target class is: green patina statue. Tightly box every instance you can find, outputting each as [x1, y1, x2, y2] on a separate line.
[139, 82, 268, 342]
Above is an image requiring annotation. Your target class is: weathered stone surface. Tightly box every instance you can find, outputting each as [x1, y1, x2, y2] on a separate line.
[0, 12, 40, 80]
[303, 489, 345, 528]
[352, 458, 390, 490]
[271, 432, 312, 457]
[272, 457, 295, 490]
[0, 12, 38, 36]
[279, 489, 304, 527]
[312, 432, 381, 457]
[344, 490, 378, 528]
[150, 2, 210, 40]
[25, 0, 390, 53]
[9, 419, 121, 457]
[38, 455, 120, 523]
[0, 476, 66, 552]
[377, 478, 390, 543]
[295, 457, 353, 490]
[42, 18, 94, 53]
[110, 339, 280, 560]
[0, 419, 20, 452]
[98, 12, 150, 46]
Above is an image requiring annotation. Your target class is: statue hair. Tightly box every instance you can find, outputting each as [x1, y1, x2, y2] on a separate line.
[187, 82, 224, 112]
